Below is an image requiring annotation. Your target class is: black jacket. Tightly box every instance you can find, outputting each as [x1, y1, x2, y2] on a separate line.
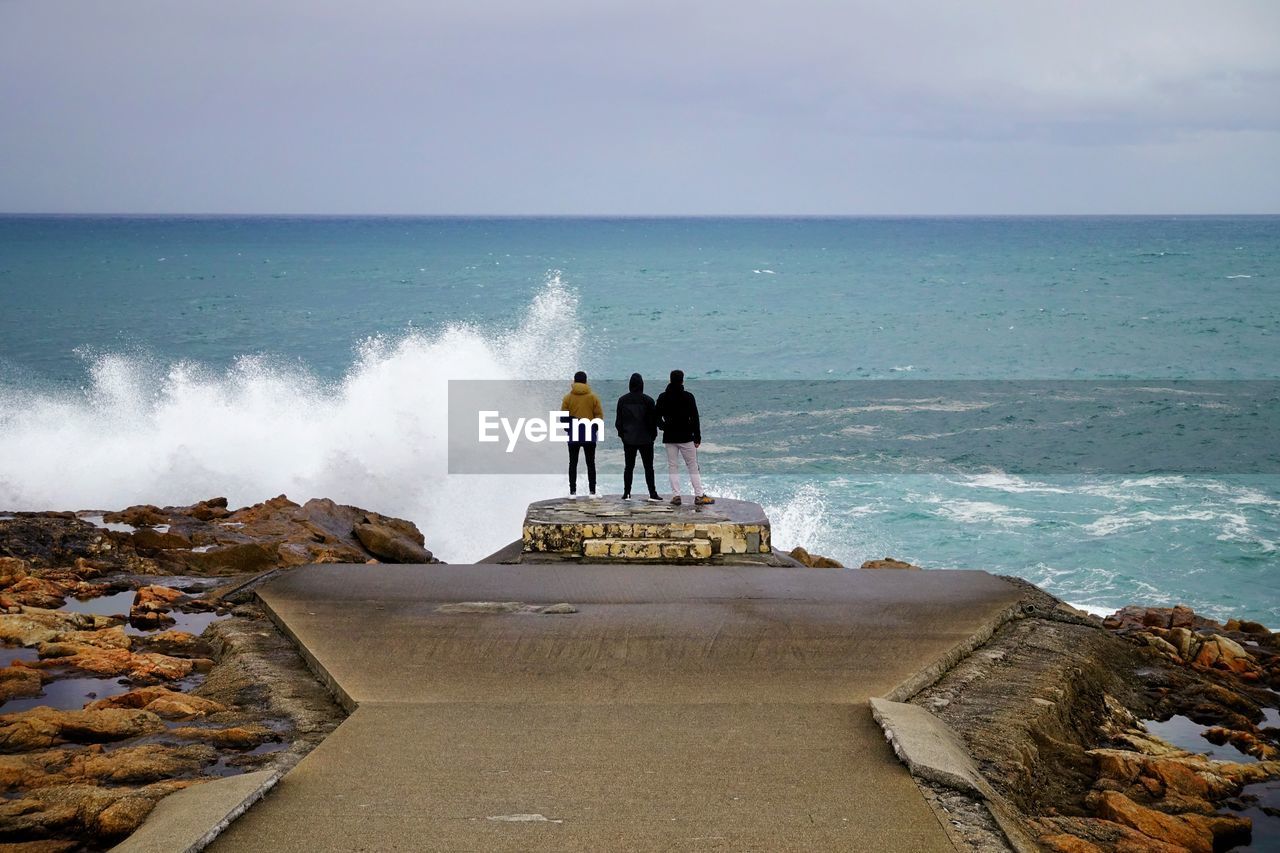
[656, 382, 700, 444]
[615, 373, 658, 446]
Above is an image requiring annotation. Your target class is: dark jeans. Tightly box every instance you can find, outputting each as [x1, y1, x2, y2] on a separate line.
[622, 442, 658, 497]
[568, 441, 596, 494]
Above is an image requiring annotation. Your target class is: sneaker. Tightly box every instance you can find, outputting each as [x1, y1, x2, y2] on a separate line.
[646, 494, 662, 503]
[670, 495, 682, 506]
[695, 494, 716, 506]
[621, 493, 631, 501]
[568, 493, 579, 500]
[589, 491, 598, 498]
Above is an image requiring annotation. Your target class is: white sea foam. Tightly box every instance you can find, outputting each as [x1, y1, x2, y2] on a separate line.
[0, 273, 581, 562]
[932, 499, 1036, 527]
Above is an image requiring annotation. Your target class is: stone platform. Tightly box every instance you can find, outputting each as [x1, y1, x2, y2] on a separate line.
[521, 495, 777, 564]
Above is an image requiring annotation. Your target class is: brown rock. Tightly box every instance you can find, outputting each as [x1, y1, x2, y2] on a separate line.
[1088, 790, 1213, 852]
[859, 556, 919, 570]
[18, 779, 193, 839]
[0, 840, 79, 852]
[130, 527, 192, 551]
[86, 685, 226, 718]
[170, 724, 275, 749]
[1193, 635, 1257, 675]
[786, 546, 843, 568]
[131, 585, 185, 613]
[32, 646, 194, 683]
[141, 629, 210, 658]
[0, 610, 116, 647]
[0, 557, 30, 589]
[0, 666, 43, 702]
[354, 521, 434, 564]
[73, 743, 217, 784]
[1038, 835, 1105, 853]
[0, 708, 164, 752]
[103, 505, 169, 528]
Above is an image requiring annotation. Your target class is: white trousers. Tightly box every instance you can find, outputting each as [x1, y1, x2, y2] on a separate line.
[665, 441, 703, 496]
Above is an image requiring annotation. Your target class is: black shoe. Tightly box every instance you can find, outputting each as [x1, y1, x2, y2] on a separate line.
[647, 494, 662, 502]
[622, 493, 631, 500]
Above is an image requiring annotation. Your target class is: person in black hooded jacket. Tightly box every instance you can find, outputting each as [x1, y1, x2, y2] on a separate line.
[656, 369, 714, 506]
[615, 372, 661, 501]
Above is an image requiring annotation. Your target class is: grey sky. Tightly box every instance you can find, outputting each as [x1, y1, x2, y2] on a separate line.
[2, 0, 1278, 214]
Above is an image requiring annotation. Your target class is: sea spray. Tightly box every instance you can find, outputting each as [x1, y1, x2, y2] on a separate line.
[0, 273, 582, 562]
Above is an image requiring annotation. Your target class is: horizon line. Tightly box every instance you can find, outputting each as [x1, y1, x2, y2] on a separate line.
[2, 211, 1279, 219]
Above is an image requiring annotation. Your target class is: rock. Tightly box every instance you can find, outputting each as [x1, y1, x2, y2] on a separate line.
[131, 585, 185, 614]
[103, 505, 169, 528]
[50, 625, 131, 651]
[0, 611, 116, 647]
[129, 527, 192, 551]
[1192, 635, 1257, 675]
[32, 646, 195, 683]
[0, 708, 164, 752]
[0, 666, 43, 702]
[2, 577, 68, 609]
[1202, 726, 1279, 760]
[787, 546, 844, 568]
[141, 629, 211, 658]
[1037, 834, 1105, 853]
[0, 557, 30, 588]
[170, 724, 275, 749]
[1165, 626, 1200, 661]
[72, 743, 217, 784]
[1087, 790, 1215, 852]
[11, 780, 193, 839]
[177, 542, 278, 574]
[859, 556, 919, 570]
[0, 840, 79, 852]
[354, 521, 434, 563]
[1137, 632, 1182, 661]
[87, 686, 226, 719]
[1104, 605, 1218, 632]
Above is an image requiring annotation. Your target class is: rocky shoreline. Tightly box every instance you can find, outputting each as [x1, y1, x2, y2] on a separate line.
[1, 499, 1277, 852]
[0, 496, 435, 851]
[905, 580, 1280, 853]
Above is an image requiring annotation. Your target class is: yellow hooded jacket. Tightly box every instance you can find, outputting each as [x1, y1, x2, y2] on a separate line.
[561, 382, 604, 421]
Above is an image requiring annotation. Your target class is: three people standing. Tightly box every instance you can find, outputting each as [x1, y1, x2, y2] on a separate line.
[561, 368, 714, 506]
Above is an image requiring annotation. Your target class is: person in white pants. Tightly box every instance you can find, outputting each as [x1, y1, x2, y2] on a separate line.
[655, 369, 715, 507]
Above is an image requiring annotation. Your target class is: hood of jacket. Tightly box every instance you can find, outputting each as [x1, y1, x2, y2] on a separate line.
[665, 381, 683, 394]
[628, 373, 644, 393]
[570, 381, 593, 395]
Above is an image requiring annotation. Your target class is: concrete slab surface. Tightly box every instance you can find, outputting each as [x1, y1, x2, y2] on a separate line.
[207, 563, 1023, 852]
[113, 769, 278, 853]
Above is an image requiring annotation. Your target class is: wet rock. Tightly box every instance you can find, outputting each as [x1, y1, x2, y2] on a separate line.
[32, 646, 195, 683]
[1087, 790, 1221, 852]
[170, 723, 276, 749]
[1225, 619, 1271, 636]
[0, 611, 117, 647]
[131, 585, 185, 614]
[0, 708, 164, 752]
[0, 557, 30, 588]
[0, 666, 43, 702]
[2, 577, 69, 610]
[1202, 726, 1278, 760]
[140, 629, 211, 658]
[787, 546, 843, 568]
[129, 527, 192, 551]
[177, 542, 278, 575]
[1104, 605, 1218, 632]
[87, 686, 226, 719]
[102, 505, 168, 528]
[49, 625, 131, 651]
[73, 743, 217, 784]
[860, 556, 919, 570]
[5, 780, 194, 840]
[1192, 635, 1257, 675]
[354, 521, 434, 564]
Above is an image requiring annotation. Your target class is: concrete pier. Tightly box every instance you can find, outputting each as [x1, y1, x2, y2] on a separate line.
[205, 562, 1024, 852]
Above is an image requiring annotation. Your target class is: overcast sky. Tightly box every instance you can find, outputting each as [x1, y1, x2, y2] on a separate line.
[2, 1, 1278, 214]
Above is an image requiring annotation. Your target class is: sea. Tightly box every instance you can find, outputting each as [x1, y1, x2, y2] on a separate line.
[1, 215, 1277, 623]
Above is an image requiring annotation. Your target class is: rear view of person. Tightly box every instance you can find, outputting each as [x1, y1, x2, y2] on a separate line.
[561, 370, 603, 498]
[615, 372, 661, 502]
[656, 369, 715, 506]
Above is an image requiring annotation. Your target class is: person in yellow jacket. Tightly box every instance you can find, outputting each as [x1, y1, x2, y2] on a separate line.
[561, 370, 604, 498]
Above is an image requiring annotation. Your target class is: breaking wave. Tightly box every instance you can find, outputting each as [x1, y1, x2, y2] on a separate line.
[0, 273, 582, 562]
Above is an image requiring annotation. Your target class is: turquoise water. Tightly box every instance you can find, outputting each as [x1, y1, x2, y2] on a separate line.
[1, 216, 1277, 621]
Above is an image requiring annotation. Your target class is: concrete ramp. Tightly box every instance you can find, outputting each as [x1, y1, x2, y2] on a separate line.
[208, 564, 1022, 852]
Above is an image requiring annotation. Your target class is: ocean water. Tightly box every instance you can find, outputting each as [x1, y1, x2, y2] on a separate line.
[1, 215, 1277, 622]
